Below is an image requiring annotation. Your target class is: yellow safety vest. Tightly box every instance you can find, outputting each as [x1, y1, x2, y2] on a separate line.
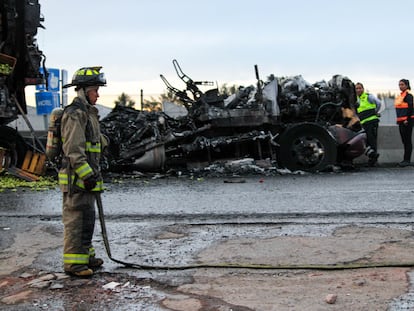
[357, 93, 379, 124]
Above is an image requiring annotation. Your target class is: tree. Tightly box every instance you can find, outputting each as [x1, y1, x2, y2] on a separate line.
[158, 89, 182, 105]
[219, 83, 239, 96]
[142, 97, 162, 111]
[376, 92, 395, 99]
[114, 92, 136, 108]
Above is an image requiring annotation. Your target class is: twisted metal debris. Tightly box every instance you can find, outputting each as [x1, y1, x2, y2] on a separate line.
[100, 60, 366, 173]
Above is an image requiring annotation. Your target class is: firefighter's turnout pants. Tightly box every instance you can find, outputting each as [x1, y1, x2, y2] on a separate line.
[62, 191, 97, 272]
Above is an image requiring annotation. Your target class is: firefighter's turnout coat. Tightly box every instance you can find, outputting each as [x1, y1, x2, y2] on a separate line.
[58, 92, 104, 271]
[58, 98, 103, 192]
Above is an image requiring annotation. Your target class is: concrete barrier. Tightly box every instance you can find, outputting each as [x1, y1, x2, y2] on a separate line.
[355, 125, 403, 165]
[356, 99, 405, 165]
[377, 125, 403, 164]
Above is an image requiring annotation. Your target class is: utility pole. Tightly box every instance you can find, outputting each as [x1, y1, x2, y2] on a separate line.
[140, 89, 143, 111]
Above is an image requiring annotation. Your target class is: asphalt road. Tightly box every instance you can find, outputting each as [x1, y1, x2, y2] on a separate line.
[2, 166, 413, 218]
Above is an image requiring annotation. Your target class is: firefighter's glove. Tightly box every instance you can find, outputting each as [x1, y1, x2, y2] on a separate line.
[101, 134, 109, 148]
[100, 134, 110, 156]
[83, 174, 98, 191]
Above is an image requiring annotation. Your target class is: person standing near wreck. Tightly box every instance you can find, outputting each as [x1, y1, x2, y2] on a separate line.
[355, 82, 381, 166]
[394, 79, 414, 167]
[59, 66, 107, 276]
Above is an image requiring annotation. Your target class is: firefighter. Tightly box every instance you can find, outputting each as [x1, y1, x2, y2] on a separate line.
[394, 79, 414, 167]
[59, 66, 107, 276]
[355, 82, 381, 166]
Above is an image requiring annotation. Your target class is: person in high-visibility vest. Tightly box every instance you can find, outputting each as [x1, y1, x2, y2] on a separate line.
[355, 83, 381, 166]
[394, 79, 414, 167]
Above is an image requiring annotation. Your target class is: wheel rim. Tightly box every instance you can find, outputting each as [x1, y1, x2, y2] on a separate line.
[0, 146, 14, 171]
[277, 123, 337, 172]
[291, 135, 325, 167]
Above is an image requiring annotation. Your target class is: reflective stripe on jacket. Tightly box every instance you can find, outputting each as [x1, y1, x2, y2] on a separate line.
[357, 92, 379, 124]
[395, 90, 414, 124]
[58, 97, 103, 192]
[58, 172, 104, 191]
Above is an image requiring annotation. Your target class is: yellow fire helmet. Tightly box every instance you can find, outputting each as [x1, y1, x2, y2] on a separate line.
[63, 66, 106, 88]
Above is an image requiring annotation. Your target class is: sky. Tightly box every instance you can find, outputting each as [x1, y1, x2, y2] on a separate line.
[30, 0, 414, 108]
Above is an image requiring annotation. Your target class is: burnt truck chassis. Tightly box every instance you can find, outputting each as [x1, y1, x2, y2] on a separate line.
[0, 0, 46, 170]
[100, 60, 366, 173]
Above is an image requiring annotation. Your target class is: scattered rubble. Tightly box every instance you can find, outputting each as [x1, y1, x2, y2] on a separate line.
[1, 289, 32, 305]
[325, 293, 337, 304]
[102, 281, 121, 290]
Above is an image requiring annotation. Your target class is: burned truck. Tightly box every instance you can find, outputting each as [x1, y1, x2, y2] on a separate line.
[0, 0, 46, 173]
[100, 60, 366, 173]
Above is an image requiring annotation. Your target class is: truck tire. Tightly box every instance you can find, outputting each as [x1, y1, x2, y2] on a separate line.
[277, 123, 337, 172]
[0, 126, 28, 169]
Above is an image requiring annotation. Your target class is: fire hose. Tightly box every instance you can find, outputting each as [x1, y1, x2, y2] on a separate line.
[95, 193, 414, 271]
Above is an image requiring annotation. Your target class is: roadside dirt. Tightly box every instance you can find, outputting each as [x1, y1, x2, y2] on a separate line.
[0, 267, 410, 310]
[1, 224, 414, 310]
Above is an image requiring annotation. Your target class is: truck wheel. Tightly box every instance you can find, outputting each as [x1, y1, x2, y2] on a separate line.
[0, 126, 28, 169]
[277, 123, 337, 172]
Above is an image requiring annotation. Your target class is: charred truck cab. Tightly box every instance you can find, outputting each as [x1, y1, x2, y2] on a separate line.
[101, 60, 367, 173]
[0, 0, 46, 174]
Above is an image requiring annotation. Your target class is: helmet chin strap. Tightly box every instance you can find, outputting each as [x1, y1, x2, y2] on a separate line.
[85, 89, 92, 105]
[76, 87, 92, 105]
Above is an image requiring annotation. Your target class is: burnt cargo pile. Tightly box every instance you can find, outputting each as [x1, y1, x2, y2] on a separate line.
[100, 60, 366, 174]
